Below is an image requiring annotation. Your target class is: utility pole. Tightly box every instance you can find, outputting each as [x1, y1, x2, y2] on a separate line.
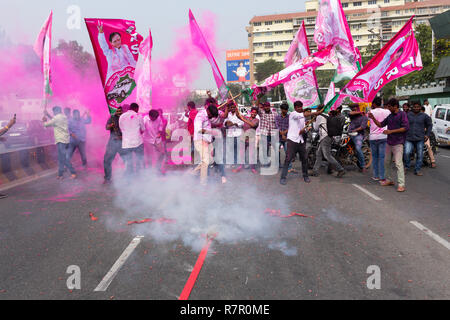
[432, 29, 435, 62]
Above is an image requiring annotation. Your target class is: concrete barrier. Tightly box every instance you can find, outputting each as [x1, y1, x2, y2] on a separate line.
[0, 145, 57, 187]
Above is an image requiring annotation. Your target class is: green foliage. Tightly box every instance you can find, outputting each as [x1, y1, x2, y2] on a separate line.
[56, 40, 96, 75]
[255, 59, 284, 83]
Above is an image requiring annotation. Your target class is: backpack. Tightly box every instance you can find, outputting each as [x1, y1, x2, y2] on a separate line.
[327, 115, 344, 137]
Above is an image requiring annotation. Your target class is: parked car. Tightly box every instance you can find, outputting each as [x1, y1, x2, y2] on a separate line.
[1, 120, 54, 149]
[432, 104, 450, 146]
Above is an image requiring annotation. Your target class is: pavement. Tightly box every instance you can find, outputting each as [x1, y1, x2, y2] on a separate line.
[0, 146, 449, 300]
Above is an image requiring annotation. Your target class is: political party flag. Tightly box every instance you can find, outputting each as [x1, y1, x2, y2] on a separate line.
[314, 0, 361, 82]
[189, 9, 228, 101]
[137, 29, 153, 113]
[257, 46, 332, 90]
[284, 21, 321, 108]
[34, 11, 53, 101]
[85, 18, 143, 113]
[336, 16, 422, 107]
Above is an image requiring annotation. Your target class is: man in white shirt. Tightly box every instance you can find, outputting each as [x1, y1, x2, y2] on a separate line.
[43, 106, 77, 179]
[143, 109, 165, 173]
[193, 103, 218, 186]
[119, 103, 145, 175]
[225, 102, 244, 168]
[423, 100, 433, 118]
[280, 101, 312, 185]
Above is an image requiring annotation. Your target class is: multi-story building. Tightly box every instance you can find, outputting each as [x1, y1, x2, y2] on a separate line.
[246, 0, 449, 84]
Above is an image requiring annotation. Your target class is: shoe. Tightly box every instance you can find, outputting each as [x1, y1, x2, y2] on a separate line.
[371, 177, 380, 181]
[337, 170, 346, 178]
[0, 194, 7, 199]
[288, 168, 299, 174]
[70, 174, 77, 179]
[251, 168, 258, 174]
[359, 168, 368, 173]
[232, 165, 243, 173]
[397, 186, 406, 192]
[280, 178, 287, 185]
[380, 180, 394, 186]
[431, 162, 436, 168]
[304, 176, 311, 183]
[221, 176, 227, 184]
[311, 171, 320, 177]
[57, 176, 64, 180]
[414, 171, 423, 176]
[103, 179, 111, 185]
[327, 169, 333, 175]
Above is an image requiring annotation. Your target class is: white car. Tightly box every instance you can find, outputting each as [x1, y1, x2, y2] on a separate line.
[432, 104, 450, 146]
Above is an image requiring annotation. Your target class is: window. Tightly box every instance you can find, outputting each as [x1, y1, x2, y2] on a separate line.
[268, 52, 274, 57]
[353, 2, 362, 7]
[285, 19, 292, 23]
[435, 108, 446, 120]
[396, 10, 401, 14]
[266, 32, 273, 36]
[446, 110, 450, 122]
[368, 0, 377, 4]
[275, 31, 283, 34]
[285, 30, 293, 33]
[306, 17, 315, 23]
[255, 53, 263, 57]
[342, 3, 348, 7]
[384, 0, 390, 3]
[253, 22, 261, 26]
[294, 18, 303, 25]
[275, 20, 283, 24]
[265, 21, 273, 25]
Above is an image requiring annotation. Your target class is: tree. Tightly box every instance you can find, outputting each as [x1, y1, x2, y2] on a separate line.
[255, 59, 284, 83]
[56, 40, 96, 75]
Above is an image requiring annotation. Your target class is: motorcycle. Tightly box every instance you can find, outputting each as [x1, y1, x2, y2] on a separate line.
[306, 119, 372, 170]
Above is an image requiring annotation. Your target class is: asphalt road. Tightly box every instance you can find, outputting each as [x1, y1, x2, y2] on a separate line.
[0, 146, 449, 300]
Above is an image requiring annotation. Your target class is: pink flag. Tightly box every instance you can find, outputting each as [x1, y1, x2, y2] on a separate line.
[336, 17, 422, 107]
[314, 0, 361, 81]
[85, 18, 143, 113]
[137, 29, 153, 113]
[34, 11, 53, 100]
[283, 21, 320, 108]
[189, 9, 228, 101]
[258, 46, 332, 89]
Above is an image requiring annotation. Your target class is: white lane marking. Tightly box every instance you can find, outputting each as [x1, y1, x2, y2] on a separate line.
[352, 184, 382, 201]
[94, 236, 144, 292]
[410, 221, 450, 250]
[439, 155, 450, 159]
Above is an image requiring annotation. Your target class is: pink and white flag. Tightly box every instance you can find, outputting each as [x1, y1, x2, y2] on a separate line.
[258, 46, 332, 89]
[314, 0, 361, 81]
[34, 11, 53, 100]
[336, 17, 422, 107]
[137, 29, 153, 113]
[85, 18, 143, 113]
[283, 21, 320, 108]
[189, 9, 228, 101]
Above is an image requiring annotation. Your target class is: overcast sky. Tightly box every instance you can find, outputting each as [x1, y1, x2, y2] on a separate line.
[0, 0, 307, 87]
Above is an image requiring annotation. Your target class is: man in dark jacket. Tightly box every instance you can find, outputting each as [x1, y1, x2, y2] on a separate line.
[404, 102, 433, 176]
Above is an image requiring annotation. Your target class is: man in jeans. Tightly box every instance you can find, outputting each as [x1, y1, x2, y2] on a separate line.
[119, 103, 145, 176]
[103, 106, 125, 184]
[404, 102, 433, 176]
[43, 106, 77, 180]
[275, 103, 291, 170]
[368, 97, 390, 182]
[348, 103, 368, 172]
[369, 98, 409, 192]
[68, 109, 91, 169]
[312, 110, 346, 178]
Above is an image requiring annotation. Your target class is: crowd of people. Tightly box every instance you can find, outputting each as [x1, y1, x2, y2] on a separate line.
[0, 95, 439, 195]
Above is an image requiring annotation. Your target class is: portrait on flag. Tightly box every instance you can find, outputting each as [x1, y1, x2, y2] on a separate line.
[85, 18, 143, 111]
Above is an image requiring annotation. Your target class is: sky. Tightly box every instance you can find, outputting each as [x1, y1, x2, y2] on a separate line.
[0, 0, 307, 88]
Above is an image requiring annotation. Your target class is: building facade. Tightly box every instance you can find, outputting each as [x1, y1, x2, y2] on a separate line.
[246, 0, 449, 84]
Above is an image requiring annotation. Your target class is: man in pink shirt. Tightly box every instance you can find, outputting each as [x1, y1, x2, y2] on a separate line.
[369, 97, 390, 182]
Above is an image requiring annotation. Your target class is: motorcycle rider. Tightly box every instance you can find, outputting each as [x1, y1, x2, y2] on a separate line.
[312, 108, 346, 178]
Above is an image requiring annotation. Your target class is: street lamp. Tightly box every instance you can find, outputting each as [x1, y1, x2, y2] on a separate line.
[368, 28, 383, 50]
